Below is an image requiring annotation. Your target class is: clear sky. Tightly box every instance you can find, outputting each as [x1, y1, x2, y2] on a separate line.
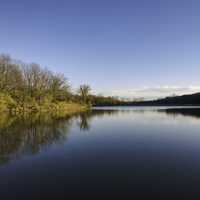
[1, 0, 200, 99]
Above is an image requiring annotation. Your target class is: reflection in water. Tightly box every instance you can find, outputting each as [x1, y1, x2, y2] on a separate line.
[162, 108, 200, 119]
[0, 114, 73, 164]
[0, 107, 200, 165]
[78, 109, 119, 131]
[78, 113, 91, 131]
[1, 107, 200, 198]
[0, 110, 119, 165]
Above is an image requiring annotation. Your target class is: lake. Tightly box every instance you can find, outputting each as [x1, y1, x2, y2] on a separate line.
[1, 107, 200, 198]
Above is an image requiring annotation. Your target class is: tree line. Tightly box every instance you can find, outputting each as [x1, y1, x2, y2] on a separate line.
[0, 54, 94, 113]
[0, 54, 127, 114]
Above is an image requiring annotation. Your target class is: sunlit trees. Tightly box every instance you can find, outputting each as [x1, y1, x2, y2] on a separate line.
[49, 73, 71, 102]
[0, 53, 126, 114]
[0, 54, 76, 113]
[0, 55, 23, 94]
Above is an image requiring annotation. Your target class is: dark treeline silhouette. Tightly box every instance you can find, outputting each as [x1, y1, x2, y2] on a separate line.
[91, 93, 200, 107]
[89, 95, 123, 106]
[129, 93, 200, 106]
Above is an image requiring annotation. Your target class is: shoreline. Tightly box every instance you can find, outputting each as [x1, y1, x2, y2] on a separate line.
[0, 102, 90, 118]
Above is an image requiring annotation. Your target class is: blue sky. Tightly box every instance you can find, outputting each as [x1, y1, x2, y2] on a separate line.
[1, 0, 200, 99]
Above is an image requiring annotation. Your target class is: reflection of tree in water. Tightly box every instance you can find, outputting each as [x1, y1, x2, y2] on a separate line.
[160, 108, 200, 119]
[78, 108, 200, 132]
[78, 109, 119, 131]
[0, 114, 74, 164]
[78, 113, 91, 131]
[5, 108, 196, 163]
[0, 109, 121, 165]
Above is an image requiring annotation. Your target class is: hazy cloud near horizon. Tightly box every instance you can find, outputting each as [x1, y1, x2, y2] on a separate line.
[97, 86, 200, 100]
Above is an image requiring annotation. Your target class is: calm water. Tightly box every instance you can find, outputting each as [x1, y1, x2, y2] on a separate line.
[1, 107, 200, 198]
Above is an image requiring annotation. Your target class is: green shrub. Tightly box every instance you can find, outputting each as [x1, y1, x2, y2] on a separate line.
[0, 93, 16, 112]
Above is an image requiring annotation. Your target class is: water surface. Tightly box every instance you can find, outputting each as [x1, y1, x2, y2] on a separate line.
[1, 107, 200, 198]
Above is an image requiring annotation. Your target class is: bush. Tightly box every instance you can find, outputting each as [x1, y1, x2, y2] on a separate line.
[0, 93, 16, 112]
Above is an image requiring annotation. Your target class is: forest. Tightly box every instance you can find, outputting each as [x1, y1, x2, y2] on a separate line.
[0, 54, 91, 115]
[0, 54, 124, 115]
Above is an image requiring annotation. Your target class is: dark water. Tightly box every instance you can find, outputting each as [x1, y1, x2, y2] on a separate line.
[1, 107, 200, 199]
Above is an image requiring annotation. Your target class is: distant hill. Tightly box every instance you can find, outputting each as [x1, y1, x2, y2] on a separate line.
[131, 92, 200, 106]
[92, 92, 200, 107]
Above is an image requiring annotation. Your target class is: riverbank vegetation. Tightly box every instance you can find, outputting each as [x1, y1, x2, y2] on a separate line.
[0, 54, 89, 115]
[2, 54, 196, 112]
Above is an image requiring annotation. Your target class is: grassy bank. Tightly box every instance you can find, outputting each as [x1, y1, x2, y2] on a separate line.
[0, 92, 89, 117]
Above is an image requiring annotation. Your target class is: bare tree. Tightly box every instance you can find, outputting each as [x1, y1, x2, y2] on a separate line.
[78, 84, 91, 103]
